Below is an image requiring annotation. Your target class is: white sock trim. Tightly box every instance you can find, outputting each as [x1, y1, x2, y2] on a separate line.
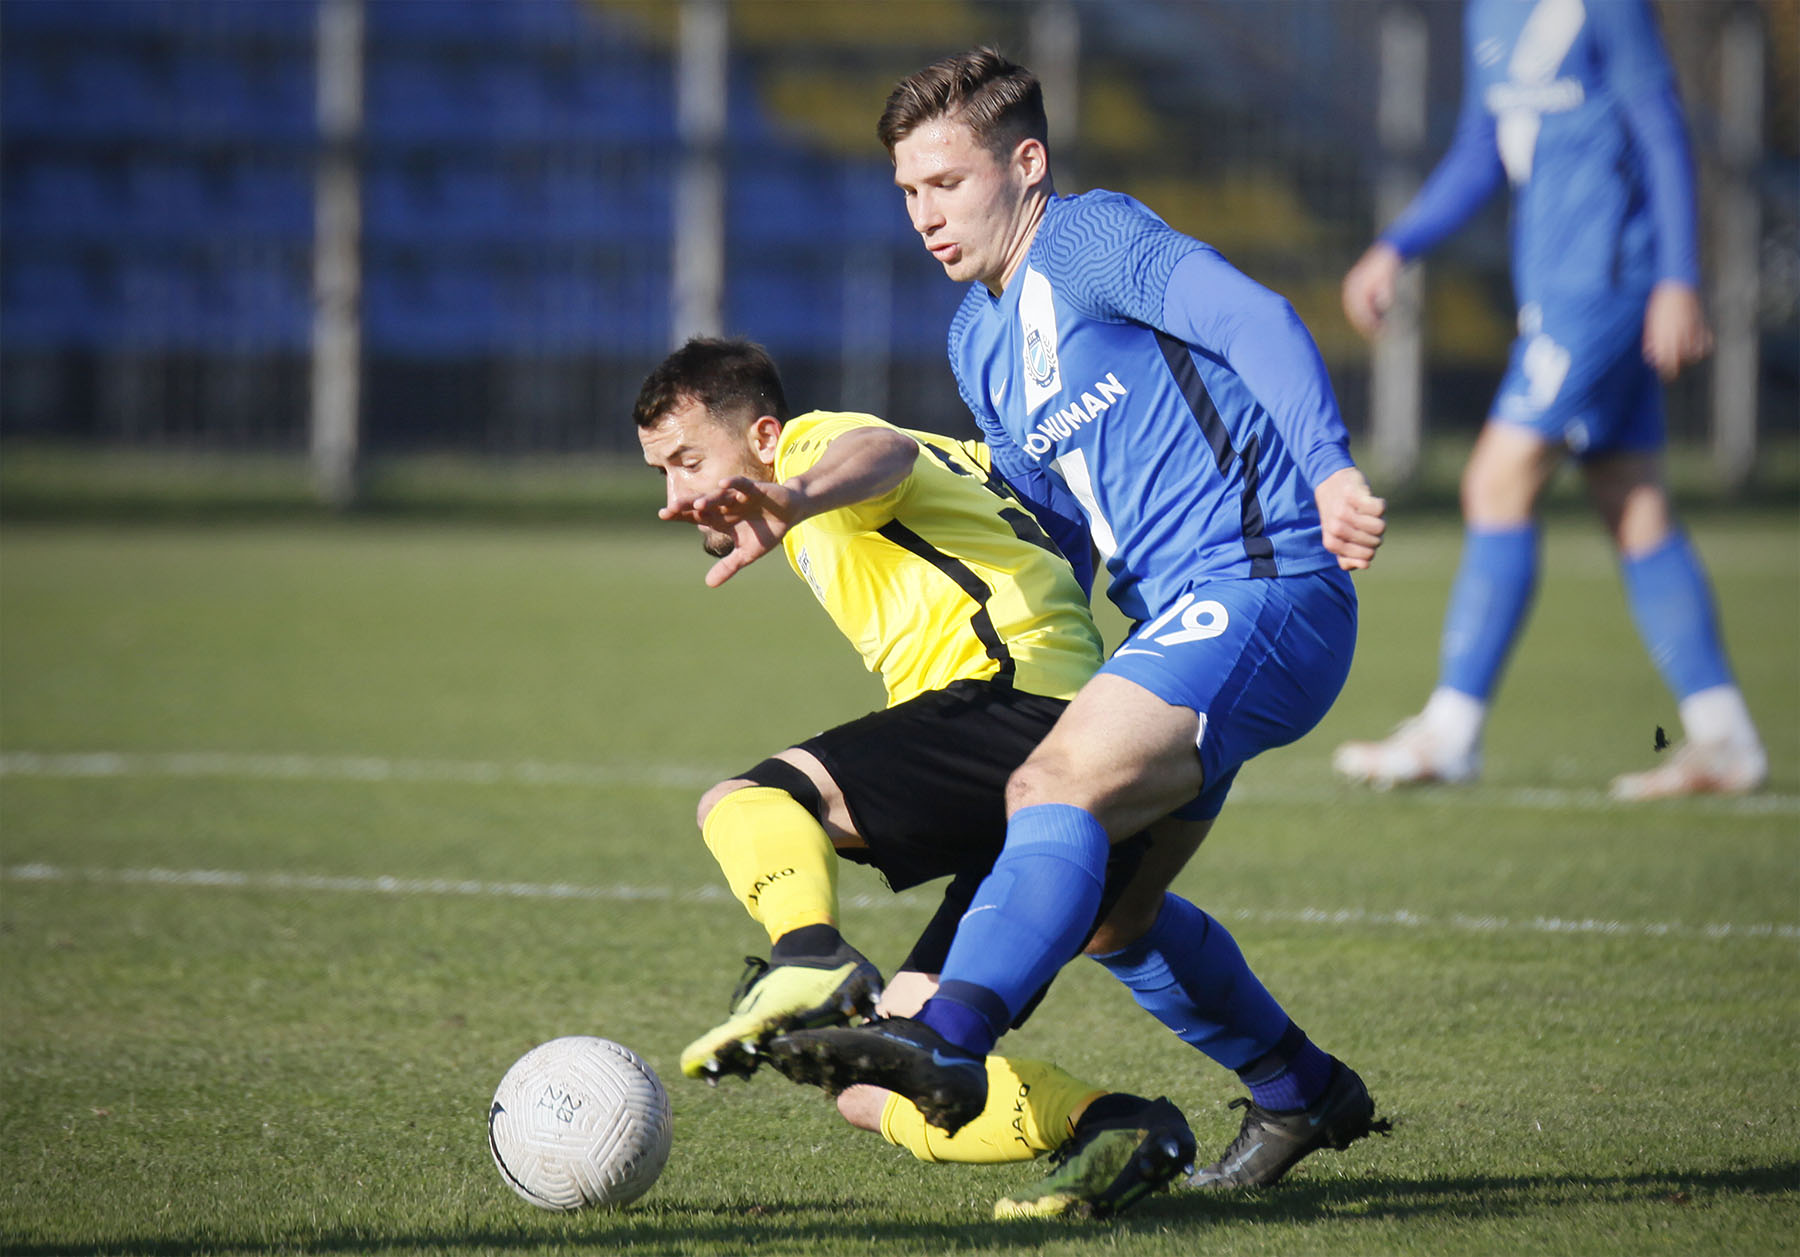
[1423, 687, 1486, 754]
[1678, 685, 1760, 748]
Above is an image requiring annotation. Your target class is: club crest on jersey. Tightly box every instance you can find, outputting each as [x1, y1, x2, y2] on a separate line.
[1025, 327, 1056, 390]
[1019, 266, 1063, 413]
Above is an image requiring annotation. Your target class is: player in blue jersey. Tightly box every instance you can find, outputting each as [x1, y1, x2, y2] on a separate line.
[1334, 0, 1766, 798]
[771, 48, 1392, 1191]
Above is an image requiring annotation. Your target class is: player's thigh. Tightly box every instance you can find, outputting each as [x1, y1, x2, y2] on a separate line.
[1061, 571, 1358, 833]
[1581, 450, 1675, 556]
[1461, 421, 1564, 526]
[800, 679, 1070, 890]
[1008, 671, 1206, 837]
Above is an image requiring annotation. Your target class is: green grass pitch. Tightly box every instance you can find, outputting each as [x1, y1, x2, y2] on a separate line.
[1, 511, 1795, 1255]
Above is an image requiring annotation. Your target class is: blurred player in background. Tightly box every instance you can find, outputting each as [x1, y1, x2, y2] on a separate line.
[773, 48, 1391, 1193]
[1335, 0, 1766, 798]
[635, 336, 1195, 1219]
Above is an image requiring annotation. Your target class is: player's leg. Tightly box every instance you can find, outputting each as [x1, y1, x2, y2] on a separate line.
[769, 673, 1200, 1131]
[833, 969, 1195, 1218]
[1077, 590, 1387, 1187]
[1583, 450, 1766, 797]
[678, 749, 881, 1080]
[1334, 420, 1561, 787]
[775, 574, 1368, 1146]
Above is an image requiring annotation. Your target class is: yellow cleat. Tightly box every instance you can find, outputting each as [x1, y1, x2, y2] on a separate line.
[680, 953, 882, 1082]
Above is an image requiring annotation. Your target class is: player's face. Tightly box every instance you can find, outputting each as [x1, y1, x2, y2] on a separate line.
[638, 398, 767, 558]
[893, 116, 1039, 293]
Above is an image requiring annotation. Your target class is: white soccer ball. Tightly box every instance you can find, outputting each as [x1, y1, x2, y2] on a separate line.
[487, 1036, 673, 1211]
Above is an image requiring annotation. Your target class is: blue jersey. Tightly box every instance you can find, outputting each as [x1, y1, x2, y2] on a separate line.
[1383, 0, 1699, 306]
[948, 191, 1354, 624]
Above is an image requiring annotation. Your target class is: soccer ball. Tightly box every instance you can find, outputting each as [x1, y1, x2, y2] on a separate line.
[487, 1036, 673, 1211]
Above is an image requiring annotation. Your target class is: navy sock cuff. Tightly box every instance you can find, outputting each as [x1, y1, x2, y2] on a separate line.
[923, 980, 1012, 1052]
[1238, 1020, 1308, 1084]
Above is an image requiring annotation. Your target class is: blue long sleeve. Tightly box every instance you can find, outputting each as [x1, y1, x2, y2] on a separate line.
[1594, 0, 1701, 287]
[1159, 247, 1354, 492]
[1380, 82, 1505, 261]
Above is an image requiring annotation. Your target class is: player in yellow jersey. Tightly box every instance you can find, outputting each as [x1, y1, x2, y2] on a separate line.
[634, 338, 1194, 1219]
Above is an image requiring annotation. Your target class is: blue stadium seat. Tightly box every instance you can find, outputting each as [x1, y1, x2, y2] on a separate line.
[122, 160, 214, 241]
[0, 53, 61, 136]
[116, 257, 204, 348]
[4, 161, 122, 238]
[367, 0, 580, 46]
[171, 52, 316, 143]
[1, 257, 102, 347]
[727, 263, 844, 354]
[219, 165, 314, 239]
[200, 253, 313, 351]
[567, 60, 677, 141]
[365, 263, 503, 355]
[539, 161, 671, 242]
[365, 57, 464, 143]
[64, 49, 169, 139]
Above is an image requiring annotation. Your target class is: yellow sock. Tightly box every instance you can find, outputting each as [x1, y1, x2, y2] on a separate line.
[701, 786, 838, 943]
[878, 1056, 1107, 1164]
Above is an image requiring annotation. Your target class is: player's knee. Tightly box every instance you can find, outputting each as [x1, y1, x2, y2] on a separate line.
[835, 1084, 888, 1132]
[1005, 753, 1066, 813]
[695, 780, 745, 831]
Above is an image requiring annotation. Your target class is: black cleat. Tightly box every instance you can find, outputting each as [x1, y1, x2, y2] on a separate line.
[768, 1015, 988, 1135]
[1186, 1059, 1391, 1190]
[994, 1093, 1196, 1219]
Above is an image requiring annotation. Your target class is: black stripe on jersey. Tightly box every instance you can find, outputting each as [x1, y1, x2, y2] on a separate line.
[919, 441, 1062, 557]
[876, 519, 1015, 682]
[1154, 330, 1278, 578]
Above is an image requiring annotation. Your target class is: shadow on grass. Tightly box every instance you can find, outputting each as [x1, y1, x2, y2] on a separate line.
[4, 1162, 1795, 1255]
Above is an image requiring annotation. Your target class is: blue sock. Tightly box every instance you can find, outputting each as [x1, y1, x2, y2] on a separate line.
[1239, 1022, 1336, 1111]
[1090, 893, 1292, 1070]
[1621, 530, 1734, 699]
[1439, 523, 1539, 701]
[917, 803, 1110, 1055]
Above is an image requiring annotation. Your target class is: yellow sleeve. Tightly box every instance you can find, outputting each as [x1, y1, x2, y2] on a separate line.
[775, 411, 912, 535]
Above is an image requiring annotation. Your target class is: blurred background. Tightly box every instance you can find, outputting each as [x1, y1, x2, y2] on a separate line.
[2, 0, 1795, 514]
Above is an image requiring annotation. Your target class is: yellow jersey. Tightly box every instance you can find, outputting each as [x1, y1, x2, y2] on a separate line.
[775, 410, 1102, 707]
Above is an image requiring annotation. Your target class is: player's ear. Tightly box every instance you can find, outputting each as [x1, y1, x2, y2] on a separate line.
[748, 415, 782, 464]
[1013, 137, 1049, 190]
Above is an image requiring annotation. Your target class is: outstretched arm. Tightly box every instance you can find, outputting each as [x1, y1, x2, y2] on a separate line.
[664, 427, 920, 587]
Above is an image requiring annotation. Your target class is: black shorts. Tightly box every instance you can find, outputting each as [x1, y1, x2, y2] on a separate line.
[785, 678, 1147, 988]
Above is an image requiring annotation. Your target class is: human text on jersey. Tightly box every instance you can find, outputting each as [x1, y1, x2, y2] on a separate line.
[1021, 373, 1129, 457]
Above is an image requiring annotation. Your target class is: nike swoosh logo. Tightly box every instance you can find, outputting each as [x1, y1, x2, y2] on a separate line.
[932, 1050, 983, 1072]
[1113, 647, 1164, 658]
[1222, 1140, 1264, 1173]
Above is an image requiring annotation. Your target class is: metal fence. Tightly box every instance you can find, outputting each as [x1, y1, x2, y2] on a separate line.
[2, 0, 1792, 503]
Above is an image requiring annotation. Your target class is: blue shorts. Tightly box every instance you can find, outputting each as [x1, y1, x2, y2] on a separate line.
[1098, 567, 1357, 821]
[1491, 295, 1663, 458]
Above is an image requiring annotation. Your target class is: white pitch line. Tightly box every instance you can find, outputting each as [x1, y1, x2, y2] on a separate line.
[2, 749, 1794, 816]
[0, 750, 724, 791]
[4, 863, 1794, 942]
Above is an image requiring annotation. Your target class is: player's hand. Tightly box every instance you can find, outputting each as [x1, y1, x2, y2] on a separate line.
[1642, 280, 1712, 381]
[663, 476, 805, 587]
[1341, 243, 1404, 340]
[1315, 466, 1386, 572]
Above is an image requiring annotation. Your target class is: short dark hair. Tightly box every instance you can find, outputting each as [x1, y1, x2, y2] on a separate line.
[632, 337, 791, 430]
[877, 46, 1046, 160]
